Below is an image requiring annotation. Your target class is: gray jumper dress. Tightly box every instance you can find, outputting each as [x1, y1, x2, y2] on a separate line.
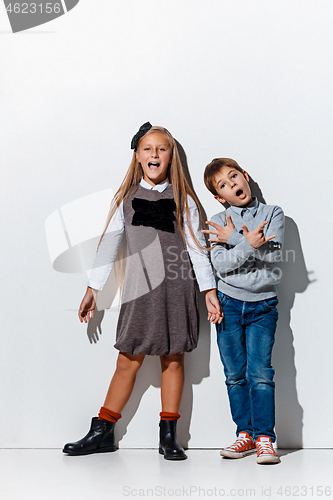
[114, 183, 199, 356]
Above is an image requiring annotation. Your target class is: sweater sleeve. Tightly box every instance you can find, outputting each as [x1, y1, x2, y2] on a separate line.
[254, 206, 285, 262]
[210, 214, 256, 274]
[227, 228, 244, 246]
[87, 202, 125, 291]
[213, 211, 245, 247]
[183, 196, 216, 291]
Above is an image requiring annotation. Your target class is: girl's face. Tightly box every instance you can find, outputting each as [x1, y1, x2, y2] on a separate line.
[136, 132, 172, 186]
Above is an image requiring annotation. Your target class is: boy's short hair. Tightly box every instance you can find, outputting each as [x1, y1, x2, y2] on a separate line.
[204, 158, 244, 196]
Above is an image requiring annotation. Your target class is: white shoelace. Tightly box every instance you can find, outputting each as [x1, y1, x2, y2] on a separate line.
[229, 436, 252, 450]
[256, 441, 275, 455]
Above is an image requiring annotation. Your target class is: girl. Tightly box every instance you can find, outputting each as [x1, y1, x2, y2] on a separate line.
[63, 122, 222, 460]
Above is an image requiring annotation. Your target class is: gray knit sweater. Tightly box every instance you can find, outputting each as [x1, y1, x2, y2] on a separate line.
[210, 201, 284, 302]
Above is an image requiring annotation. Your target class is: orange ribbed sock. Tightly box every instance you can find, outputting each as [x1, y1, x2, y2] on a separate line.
[98, 406, 122, 423]
[160, 411, 180, 421]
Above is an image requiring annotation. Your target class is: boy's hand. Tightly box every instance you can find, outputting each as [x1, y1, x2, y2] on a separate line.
[204, 289, 224, 324]
[78, 287, 97, 323]
[242, 221, 277, 249]
[202, 216, 235, 243]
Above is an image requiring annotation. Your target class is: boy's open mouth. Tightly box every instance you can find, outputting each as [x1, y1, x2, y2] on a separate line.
[236, 189, 247, 200]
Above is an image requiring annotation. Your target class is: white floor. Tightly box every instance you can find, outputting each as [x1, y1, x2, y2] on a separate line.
[0, 449, 332, 500]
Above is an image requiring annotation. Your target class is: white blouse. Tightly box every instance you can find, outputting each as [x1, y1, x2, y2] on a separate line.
[88, 178, 216, 292]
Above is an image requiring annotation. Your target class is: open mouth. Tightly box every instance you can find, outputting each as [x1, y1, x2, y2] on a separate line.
[236, 189, 246, 200]
[148, 162, 160, 169]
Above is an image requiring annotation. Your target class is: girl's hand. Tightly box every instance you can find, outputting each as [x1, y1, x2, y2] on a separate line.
[201, 216, 235, 244]
[78, 287, 97, 323]
[204, 289, 224, 324]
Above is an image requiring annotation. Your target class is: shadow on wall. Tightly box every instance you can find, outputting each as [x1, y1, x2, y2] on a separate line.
[274, 217, 310, 449]
[250, 178, 311, 449]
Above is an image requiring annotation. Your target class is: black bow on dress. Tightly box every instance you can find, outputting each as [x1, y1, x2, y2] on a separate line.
[131, 198, 176, 233]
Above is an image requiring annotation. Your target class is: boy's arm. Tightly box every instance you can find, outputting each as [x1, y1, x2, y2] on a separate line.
[227, 227, 244, 246]
[209, 211, 281, 273]
[207, 208, 284, 266]
[209, 214, 256, 273]
[203, 215, 244, 246]
[253, 207, 284, 262]
[211, 238, 256, 274]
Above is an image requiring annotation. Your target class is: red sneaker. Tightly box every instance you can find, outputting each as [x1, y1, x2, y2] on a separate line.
[255, 436, 280, 464]
[220, 432, 256, 458]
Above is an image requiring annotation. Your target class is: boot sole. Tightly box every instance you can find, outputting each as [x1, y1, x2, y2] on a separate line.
[63, 446, 116, 456]
[159, 447, 187, 460]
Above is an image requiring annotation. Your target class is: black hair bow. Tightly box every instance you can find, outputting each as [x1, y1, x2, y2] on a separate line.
[131, 198, 176, 233]
[131, 122, 152, 151]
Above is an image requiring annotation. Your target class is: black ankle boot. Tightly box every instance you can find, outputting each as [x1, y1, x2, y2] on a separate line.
[159, 419, 187, 460]
[63, 417, 116, 456]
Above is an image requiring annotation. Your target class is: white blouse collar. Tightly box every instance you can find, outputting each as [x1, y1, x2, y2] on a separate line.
[140, 177, 169, 193]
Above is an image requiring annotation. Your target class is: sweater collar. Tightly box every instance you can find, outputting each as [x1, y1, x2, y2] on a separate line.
[230, 197, 259, 218]
[140, 177, 169, 193]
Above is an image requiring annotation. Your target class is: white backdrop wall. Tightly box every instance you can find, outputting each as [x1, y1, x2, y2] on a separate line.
[1, 0, 332, 449]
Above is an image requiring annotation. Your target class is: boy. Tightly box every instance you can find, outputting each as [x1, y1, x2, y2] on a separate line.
[202, 158, 284, 465]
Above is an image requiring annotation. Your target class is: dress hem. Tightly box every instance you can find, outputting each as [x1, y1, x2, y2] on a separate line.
[114, 344, 197, 356]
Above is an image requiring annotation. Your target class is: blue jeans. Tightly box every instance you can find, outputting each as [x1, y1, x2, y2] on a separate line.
[216, 291, 278, 442]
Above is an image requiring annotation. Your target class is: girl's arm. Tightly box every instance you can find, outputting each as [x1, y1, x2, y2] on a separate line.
[184, 197, 222, 324]
[183, 196, 216, 291]
[87, 202, 125, 291]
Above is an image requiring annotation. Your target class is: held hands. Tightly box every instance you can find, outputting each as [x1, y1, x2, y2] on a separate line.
[78, 287, 97, 323]
[242, 221, 277, 249]
[202, 216, 235, 244]
[204, 289, 224, 324]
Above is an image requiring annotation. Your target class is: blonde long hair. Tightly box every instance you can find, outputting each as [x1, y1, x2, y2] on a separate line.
[99, 126, 204, 249]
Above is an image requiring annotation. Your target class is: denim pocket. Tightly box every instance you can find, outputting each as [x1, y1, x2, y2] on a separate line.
[259, 297, 279, 312]
[217, 291, 230, 308]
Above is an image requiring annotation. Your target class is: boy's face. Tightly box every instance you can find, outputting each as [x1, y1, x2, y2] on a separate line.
[214, 166, 253, 207]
